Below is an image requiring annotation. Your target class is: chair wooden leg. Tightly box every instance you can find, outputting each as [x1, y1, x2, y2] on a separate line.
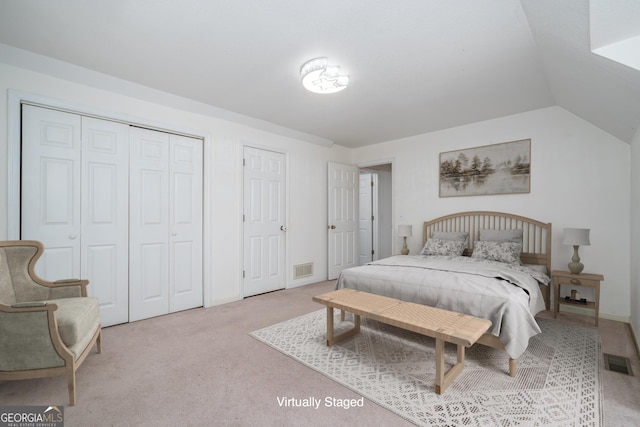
[96, 330, 102, 354]
[67, 366, 76, 406]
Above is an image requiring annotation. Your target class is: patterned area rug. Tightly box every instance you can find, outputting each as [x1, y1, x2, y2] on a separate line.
[250, 309, 602, 426]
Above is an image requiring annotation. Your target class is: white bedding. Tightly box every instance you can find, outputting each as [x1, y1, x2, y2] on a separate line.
[335, 255, 549, 359]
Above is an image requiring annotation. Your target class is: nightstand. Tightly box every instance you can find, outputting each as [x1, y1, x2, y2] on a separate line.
[551, 270, 604, 326]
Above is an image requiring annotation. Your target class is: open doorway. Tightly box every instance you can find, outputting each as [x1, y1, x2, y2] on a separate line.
[358, 163, 392, 265]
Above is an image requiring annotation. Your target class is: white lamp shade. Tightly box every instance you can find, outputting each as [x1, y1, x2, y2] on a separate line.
[398, 224, 413, 237]
[563, 228, 590, 246]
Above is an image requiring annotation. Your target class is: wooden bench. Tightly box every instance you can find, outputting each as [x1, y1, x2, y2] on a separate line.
[312, 288, 492, 394]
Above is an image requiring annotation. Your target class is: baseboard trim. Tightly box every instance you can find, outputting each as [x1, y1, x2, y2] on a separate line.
[210, 295, 242, 306]
[629, 322, 640, 359]
[287, 277, 329, 289]
[557, 304, 629, 323]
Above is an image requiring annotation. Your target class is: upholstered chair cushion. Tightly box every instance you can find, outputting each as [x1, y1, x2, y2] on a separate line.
[48, 297, 101, 358]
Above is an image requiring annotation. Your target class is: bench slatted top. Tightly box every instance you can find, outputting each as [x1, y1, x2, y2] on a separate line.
[313, 288, 491, 347]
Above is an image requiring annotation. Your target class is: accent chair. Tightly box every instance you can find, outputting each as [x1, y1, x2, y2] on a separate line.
[0, 240, 102, 405]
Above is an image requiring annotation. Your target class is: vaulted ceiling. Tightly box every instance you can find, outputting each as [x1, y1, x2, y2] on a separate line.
[0, 0, 638, 148]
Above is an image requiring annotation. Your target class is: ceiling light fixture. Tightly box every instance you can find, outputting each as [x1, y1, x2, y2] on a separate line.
[300, 57, 349, 94]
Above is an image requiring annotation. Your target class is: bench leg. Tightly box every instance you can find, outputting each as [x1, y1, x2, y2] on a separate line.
[509, 358, 517, 377]
[435, 339, 466, 394]
[325, 307, 360, 346]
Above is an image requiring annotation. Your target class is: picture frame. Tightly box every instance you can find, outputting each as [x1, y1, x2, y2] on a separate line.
[439, 139, 531, 197]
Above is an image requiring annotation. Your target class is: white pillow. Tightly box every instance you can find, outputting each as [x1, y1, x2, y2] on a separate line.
[471, 240, 522, 264]
[479, 229, 523, 243]
[421, 238, 466, 256]
[432, 231, 469, 243]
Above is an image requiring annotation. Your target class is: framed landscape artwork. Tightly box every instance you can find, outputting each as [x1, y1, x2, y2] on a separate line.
[439, 139, 531, 197]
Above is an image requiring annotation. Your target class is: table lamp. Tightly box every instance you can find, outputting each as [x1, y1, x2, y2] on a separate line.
[398, 224, 413, 255]
[563, 228, 590, 274]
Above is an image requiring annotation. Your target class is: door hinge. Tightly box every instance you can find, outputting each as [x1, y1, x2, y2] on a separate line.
[243, 158, 246, 166]
[372, 250, 375, 255]
[243, 270, 245, 278]
[243, 214, 245, 222]
[371, 181, 374, 187]
[371, 215, 374, 221]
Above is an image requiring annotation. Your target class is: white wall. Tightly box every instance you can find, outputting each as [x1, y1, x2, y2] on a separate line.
[0, 47, 635, 324]
[0, 59, 350, 307]
[630, 126, 640, 344]
[352, 106, 631, 321]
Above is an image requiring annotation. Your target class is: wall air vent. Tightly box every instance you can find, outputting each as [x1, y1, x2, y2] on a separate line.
[294, 262, 313, 280]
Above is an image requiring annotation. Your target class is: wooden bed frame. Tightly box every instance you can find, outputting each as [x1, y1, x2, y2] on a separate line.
[423, 211, 552, 376]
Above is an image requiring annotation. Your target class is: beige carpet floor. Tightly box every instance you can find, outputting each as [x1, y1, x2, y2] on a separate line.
[1, 280, 639, 426]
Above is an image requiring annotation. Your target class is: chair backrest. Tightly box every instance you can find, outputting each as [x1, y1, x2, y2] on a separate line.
[0, 242, 50, 305]
[0, 247, 17, 305]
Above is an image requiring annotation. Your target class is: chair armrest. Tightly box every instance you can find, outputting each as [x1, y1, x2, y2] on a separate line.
[12, 301, 48, 308]
[0, 301, 57, 313]
[47, 279, 89, 298]
[53, 279, 88, 286]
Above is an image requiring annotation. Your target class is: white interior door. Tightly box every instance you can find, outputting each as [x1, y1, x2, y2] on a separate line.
[327, 162, 359, 280]
[243, 146, 286, 297]
[358, 173, 379, 265]
[81, 117, 130, 326]
[359, 173, 373, 265]
[129, 127, 170, 321]
[21, 106, 130, 326]
[22, 104, 203, 325]
[169, 134, 203, 312]
[21, 105, 82, 280]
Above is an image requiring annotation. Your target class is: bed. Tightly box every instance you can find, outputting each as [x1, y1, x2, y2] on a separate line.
[336, 211, 552, 373]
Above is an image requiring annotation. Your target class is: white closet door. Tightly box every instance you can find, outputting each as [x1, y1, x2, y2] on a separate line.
[81, 117, 130, 326]
[169, 134, 203, 312]
[22, 107, 130, 326]
[129, 127, 170, 321]
[21, 105, 82, 280]
[129, 128, 203, 321]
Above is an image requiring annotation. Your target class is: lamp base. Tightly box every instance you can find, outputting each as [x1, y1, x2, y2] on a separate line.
[568, 261, 584, 275]
[568, 245, 584, 274]
[400, 236, 409, 255]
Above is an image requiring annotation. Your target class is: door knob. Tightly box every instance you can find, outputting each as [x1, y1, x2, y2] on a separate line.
[69, 234, 77, 239]
[280, 226, 287, 232]
[328, 225, 336, 229]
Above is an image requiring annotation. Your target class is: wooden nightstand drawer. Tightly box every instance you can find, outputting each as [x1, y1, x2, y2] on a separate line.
[555, 275, 599, 288]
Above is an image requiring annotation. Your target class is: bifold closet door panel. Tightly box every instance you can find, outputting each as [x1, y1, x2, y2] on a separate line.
[129, 127, 171, 321]
[21, 105, 82, 281]
[169, 134, 203, 313]
[81, 117, 130, 326]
